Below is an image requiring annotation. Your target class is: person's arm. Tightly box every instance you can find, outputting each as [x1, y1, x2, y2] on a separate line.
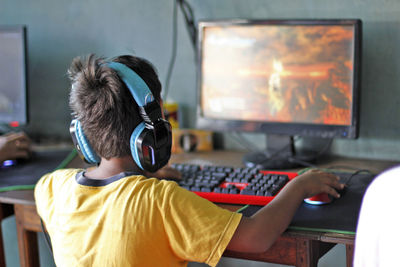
[144, 164, 182, 181]
[0, 132, 32, 163]
[226, 170, 344, 252]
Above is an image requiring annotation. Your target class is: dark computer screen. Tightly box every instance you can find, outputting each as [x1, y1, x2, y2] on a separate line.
[196, 19, 362, 168]
[0, 25, 28, 127]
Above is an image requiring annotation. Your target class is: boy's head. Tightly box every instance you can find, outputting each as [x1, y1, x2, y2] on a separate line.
[68, 54, 164, 161]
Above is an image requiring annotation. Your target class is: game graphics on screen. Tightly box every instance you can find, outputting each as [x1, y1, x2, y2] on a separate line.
[202, 24, 355, 126]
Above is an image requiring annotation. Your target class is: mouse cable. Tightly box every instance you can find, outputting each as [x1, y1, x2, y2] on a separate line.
[344, 169, 372, 185]
[325, 165, 373, 184]
[299, 166, 372, 186]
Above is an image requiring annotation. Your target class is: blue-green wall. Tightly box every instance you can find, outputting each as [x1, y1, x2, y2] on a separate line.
[1, 0, 400, 161]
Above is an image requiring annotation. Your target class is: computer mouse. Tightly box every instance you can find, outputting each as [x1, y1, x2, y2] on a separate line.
[304, 193, 333, 205]
[304, 186, 347, 205]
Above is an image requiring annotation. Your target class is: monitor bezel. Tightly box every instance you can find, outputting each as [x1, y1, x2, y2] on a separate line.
[0, 25, 29, 126]
[196, 19, 362, 139]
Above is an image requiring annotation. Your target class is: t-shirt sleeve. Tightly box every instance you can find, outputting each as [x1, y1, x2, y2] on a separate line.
[160, 182, 242, 266]
[34, 172, 53, 220]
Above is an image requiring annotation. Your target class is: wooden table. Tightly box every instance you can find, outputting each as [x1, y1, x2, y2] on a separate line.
[0, 151, 398, 267]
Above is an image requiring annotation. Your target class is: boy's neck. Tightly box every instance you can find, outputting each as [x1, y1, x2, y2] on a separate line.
[85, 156, 144, 180]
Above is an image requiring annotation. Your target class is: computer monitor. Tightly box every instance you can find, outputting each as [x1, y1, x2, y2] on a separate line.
[196, 19, 362, 169]
[0, 25, 28, 128]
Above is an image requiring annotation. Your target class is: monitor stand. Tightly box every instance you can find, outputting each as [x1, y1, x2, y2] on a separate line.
[242, 134, 317, 170]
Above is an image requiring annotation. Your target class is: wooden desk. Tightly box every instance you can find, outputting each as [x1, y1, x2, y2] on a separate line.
[0, 151, 398, 267]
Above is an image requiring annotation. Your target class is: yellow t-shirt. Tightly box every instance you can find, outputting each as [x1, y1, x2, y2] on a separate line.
[35, 169, 242, 267]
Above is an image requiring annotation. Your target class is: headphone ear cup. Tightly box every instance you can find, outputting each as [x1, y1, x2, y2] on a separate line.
[130, 120, 172, 173]
[73, 120, 101, 164]
[130, 122, 146, 170]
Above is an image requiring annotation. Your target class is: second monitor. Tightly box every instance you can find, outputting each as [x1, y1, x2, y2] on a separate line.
[0, 25, 28, 129]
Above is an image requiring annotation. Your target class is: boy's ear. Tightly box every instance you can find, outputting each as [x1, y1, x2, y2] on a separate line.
[69, 119, 100, 164]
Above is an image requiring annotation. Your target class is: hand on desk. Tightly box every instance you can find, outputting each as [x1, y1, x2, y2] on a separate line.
[145, 164, 182, 181]
[0, 132, 32, 163]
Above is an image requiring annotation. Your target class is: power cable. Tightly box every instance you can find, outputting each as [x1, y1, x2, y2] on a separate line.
[163, 0, 178, 100]
[177, 0, 197, 48]
[164, 0, 197, 101]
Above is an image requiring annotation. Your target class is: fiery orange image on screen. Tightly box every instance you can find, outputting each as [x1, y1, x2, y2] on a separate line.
[201, 24, 355, 126]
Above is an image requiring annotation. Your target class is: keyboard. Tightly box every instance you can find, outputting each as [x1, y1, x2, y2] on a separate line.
[172, 163, 298, 206]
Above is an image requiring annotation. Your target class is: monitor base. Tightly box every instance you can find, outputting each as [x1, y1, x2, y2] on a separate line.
[243, 150, 318, 170]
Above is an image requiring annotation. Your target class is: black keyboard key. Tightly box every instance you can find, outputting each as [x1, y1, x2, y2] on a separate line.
[213, 187, 222, 193]
[224, 167, 233, 172]
[256, 190, 265, 196]
[270, 185, 281, 195]
[234, 167, 244, 173]
[221, 188, 230, 194]
[229, 188, 240, 194]
[264, 191, 274, 196]
[279, 175, 289, 183]
[190, 186, 201, 192]
[201, 187, 212, 192]
[211, 172, 227, 179]
[240, 189, 256, 196]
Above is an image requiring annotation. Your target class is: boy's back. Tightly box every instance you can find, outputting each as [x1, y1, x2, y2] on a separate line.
[35, 54, 343, 267]
[35, 169, 241, 267]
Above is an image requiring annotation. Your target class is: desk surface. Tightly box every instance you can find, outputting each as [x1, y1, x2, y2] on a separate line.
[1, 150, 398, 226]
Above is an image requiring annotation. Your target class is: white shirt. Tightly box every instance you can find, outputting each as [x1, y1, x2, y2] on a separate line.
[354, 166, 400, 267]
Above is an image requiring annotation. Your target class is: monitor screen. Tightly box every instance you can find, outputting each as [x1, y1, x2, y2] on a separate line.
[0, 25, 28, 127]
[196, 19, 362, 168]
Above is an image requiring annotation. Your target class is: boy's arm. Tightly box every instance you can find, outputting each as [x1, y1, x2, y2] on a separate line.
[226, 170, 344, 253]
[144, 164, 182, 181]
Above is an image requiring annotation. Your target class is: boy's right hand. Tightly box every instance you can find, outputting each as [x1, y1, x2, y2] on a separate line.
[145, 164, 182, 181]
[290, 169, 345, 199]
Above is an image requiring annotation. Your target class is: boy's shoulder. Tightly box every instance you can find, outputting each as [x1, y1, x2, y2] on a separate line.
[40, 168, 82, 181]
[35, 168, 82, 193]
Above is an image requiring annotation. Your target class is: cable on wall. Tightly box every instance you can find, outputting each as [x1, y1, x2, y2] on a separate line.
[163, 0, 197, 101]
[163, 0, 178, 100]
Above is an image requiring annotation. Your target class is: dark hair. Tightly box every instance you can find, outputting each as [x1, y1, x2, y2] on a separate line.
[68, 54, 162, 159]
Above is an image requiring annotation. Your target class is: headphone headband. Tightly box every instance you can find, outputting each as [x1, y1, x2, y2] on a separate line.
[107, 62, 154, 107]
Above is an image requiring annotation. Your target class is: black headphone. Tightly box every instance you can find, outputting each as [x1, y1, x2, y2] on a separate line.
[69, 62, 172, 173]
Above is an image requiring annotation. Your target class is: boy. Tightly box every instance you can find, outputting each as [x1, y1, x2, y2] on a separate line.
[35, 54, 344, 267]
